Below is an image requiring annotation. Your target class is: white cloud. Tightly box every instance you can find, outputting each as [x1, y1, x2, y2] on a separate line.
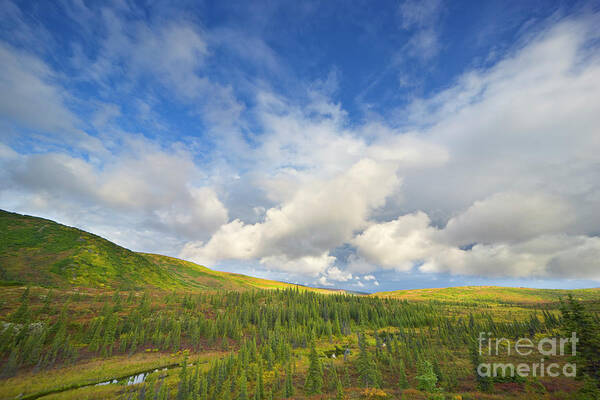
[353, 212, 442, 271]
[182, 16, 600, 280]
[260, 253, 335, 277]
[317, 276, 333, 287]
[180, 158, 400, 275]
[323, 266, 353, 282]
[442, 192, 576, 246]
[1, 139, 228, 252]
[0, 43, 75, 133]
[420, 234, 600, 280]
[2, 6, 600, 285]
[91, 10, 208, 98]
[398, 0, 443, 60]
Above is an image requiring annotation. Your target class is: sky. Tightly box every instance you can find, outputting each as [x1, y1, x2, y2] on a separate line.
[1, 0, 600, 292]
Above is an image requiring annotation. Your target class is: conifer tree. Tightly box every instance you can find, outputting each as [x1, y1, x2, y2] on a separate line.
[2, 346, 19, 378]
[334, 367, 344, 400]
[256, 361, 264, 400]
[238, 370, 248, 400]
[432, 359, 444, 386]
[284, 362, 294, 398]
[200, 375, 208, 400]
[304, 343, 323, 395]
[470, 341, 493, 392]
[356, 333, 381, 388]
[177, 355, 189, 400]
[560, 295, 600, 384]
[398, 359, 409, 389]
[416, 359, 437, 392]
[11, 293, 30, 323]
[342, 363, 351, 388]
[42, 289, 53, 314]
[158, 379, 169, 400]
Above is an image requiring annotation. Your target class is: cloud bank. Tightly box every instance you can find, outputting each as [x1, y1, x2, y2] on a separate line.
[1, 2, 599, 287]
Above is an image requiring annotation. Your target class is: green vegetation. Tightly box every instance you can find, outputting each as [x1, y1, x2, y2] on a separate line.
[0, 210, 331, 292]
[373, 285, 600, 305]
[2, 284, 599, 399]
[1, 211, 600, 399]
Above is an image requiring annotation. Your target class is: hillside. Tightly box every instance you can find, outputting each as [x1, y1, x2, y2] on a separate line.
[372, 285, 600, 304]
[0, 210, 322, 292]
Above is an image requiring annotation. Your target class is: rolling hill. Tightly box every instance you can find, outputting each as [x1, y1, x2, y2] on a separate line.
[0, 209, 326, 292]
[372, 285, 600, 304]
[2, 209, 598, 302]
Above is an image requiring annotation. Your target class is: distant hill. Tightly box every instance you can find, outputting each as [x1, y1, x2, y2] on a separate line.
[0, 209, 330, 292]
[372, 285, 600, 304]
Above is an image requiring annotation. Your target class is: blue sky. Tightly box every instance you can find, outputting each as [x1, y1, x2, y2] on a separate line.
[1, 0, 600, 292]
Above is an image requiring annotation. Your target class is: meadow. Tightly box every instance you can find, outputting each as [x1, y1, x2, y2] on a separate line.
[1, 210, 599, 400]
[1, 285, 599, 400]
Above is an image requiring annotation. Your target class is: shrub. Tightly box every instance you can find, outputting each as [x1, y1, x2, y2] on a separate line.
[360, 388, 388, 399]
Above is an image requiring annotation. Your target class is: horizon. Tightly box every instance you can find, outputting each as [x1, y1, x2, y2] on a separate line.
[1, 0, 600, 292]
[3, 207, 600, 294]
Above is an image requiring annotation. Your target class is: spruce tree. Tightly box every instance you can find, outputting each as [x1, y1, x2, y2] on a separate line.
[200, 375, 208, 400]
[356, 333, 381, 388]
[398, 359, 409, 389]
[158, 380, 169, 400]
[560, 295, 600, 384]
[335, 368, 344, 400]
[284, 362, 294, 398]
[177, 355, 189, 400]
[343, 364, 351, 387]
[415, 359, 437, 393]
[11, 294, 30, 323]
[304, 343, 323, 395]
[238, 370, 248, 400]
[470, 340, 493, 392]
[256, 361, 264, 400]
[2, 346, 19, 378]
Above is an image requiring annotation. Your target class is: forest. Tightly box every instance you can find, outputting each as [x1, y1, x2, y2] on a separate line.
[1, 285, 599, 400]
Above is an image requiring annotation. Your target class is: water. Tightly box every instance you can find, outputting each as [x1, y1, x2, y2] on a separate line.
[27, 362, 205, 399]
[95, 368, 168, 387]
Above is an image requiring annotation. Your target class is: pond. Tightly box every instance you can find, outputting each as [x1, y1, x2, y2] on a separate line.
[95, 367, 169, 386]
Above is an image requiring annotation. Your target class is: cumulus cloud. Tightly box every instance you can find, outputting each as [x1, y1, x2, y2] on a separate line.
[355, 16, 600, 280]
[175, 16, 600, 281]
[442, 192, 576, 246]
[180, 158, 400, 275]
[420, 234, 600, 280]
[0, 139, 228, 252]
[324, 267, 353, 282]
[353, 211, 441, 271]
[353, 195, 600, 280]
[1, 3, 599, 286]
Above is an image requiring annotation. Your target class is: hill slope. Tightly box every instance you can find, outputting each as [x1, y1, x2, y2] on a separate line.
[0, 209, 322, 292]
[372, 285, 600, 304]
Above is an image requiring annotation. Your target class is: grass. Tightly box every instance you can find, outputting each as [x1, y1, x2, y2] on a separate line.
[1, 285, 597, 399]
[372, 286, 600, 305]
[2, 210, 600, 399]
[0, 351, 227, 399]
[0, 209, 334, 294]
[140, 253, 333, 293]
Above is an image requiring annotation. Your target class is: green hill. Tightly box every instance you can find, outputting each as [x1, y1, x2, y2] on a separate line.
[372, 285, 600, 305]
[0, 209, 326, 292]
